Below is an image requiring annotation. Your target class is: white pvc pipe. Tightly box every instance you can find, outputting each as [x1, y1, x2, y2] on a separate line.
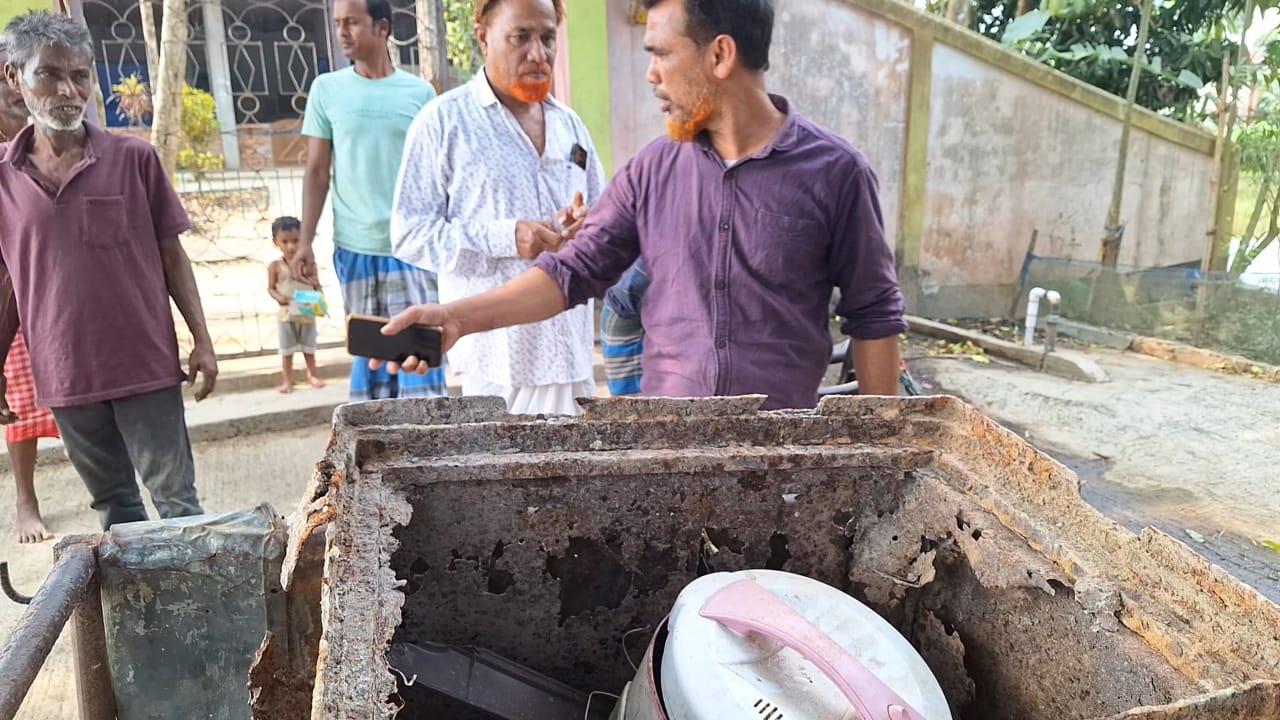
[1043, 290, 1062, 352]
[1024, 287, 1047, 347]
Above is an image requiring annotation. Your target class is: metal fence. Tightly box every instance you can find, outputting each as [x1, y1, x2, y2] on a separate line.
[85, 0, 433, 358]
[174, 166, 347, 357]
[1024, 256, 1280, 365]
[86, 0, 432, 130]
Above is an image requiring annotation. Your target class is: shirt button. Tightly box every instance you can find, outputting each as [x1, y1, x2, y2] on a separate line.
[716, 338, 727, 349]
[715, 278, 726, 291]
[720, 223, 730, 232]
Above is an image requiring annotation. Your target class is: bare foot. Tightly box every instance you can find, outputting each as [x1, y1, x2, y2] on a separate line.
[278, 382, 294, 394]
[307, 375, 326, 388]
[16, 503, 54, 544]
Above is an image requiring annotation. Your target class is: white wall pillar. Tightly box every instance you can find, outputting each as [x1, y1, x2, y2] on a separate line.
[200, 0, 241, 169]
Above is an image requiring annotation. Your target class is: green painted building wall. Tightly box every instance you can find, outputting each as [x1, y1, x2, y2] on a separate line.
[565, 0, 613, 176]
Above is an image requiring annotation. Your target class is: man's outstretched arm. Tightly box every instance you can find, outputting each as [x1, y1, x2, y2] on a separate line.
[377, 267, 567, 375]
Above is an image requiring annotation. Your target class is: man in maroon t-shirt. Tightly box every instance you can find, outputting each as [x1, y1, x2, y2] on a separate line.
[0, 12, 218, 529]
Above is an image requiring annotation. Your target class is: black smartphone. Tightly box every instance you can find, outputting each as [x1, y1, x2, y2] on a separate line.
[346, 314, 443, 368]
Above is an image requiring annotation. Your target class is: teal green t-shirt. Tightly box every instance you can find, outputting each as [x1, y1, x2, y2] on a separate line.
[301, 67, 436, 256]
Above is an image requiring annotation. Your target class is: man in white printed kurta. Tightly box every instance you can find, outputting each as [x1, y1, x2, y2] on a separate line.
[390, 0, 602, 415]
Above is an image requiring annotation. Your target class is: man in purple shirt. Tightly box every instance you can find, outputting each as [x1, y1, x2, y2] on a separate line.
[0, 12, 217, 528]
[378, 0, 906, 409]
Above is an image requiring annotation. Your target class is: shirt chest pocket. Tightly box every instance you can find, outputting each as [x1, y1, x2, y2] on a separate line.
[82, 196, 128, 250]
[746, 208, 828, 287]
[542, 159, 587, 205]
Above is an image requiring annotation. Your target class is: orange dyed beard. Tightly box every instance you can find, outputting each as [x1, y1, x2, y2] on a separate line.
[491, 64, 553, 104]
[665, 84, 715, 142]
[666, 101, 712, 142]
[509, 77, 552, 104]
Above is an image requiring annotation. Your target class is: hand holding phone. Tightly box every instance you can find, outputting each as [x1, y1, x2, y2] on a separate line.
[347, 314, 443, 369]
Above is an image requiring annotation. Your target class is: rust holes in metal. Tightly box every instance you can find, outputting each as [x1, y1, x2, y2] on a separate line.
[402, 557, 430, 596]
[831, 510, 854, 530]
[766, 532, 792, 571]
[698, 528, 746, 575]
[486, 540, 516, 596]
[632, 543, 679, 597]
[737, 472, 768, 492]
[702, 528, 746, 556]
[447, 549, 481, 573]
[545, 537, 632, 626]
[957, 511, 983, 541]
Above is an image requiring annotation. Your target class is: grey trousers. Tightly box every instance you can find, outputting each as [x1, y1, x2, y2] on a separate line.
[51, 384, 203, 529]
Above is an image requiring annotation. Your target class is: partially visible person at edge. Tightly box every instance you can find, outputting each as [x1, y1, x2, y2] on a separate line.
[290, 0, 447, 402]
[389, 0, 603, 415]
[600, 259, 649, 396]
[0, 12, 217, 529]
[375, 0, 907, 410]
[0, 34, 57, 544]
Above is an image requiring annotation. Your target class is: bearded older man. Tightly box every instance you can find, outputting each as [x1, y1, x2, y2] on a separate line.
[0, 11, 217, 529]
[0, 33, 62, 544]
[389, 0, 604, 415]
[380, 0, 906, 410]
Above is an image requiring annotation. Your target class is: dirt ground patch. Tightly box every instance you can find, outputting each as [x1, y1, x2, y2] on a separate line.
[0, 427, 329, 720]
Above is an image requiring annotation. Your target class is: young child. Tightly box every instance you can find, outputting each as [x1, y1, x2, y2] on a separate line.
[267, 217, 325, 393]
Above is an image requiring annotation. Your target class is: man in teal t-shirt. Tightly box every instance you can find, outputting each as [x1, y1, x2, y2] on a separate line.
[293, 0, 446, 401]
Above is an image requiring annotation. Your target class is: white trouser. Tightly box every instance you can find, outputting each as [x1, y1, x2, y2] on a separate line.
[461, 375, 598, 416]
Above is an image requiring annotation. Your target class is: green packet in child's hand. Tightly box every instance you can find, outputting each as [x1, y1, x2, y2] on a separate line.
[293, 289, 329, 318]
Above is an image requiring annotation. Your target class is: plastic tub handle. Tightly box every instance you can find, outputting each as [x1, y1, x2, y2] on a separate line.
[699, 579, 924, 720]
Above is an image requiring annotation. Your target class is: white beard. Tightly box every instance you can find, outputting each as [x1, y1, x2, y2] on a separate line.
[29, 105, 83, 132]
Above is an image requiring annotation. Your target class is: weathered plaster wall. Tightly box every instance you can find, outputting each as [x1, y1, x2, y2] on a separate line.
[918, 44, 1216, 314]
[770, 0, 911, 252]
[604, 0, 665, 169]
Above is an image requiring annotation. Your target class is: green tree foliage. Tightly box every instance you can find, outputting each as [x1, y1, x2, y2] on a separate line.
[1233, 105, 1280, 273]
[935, 0, 1258, 119]
[445, 0, 482, 81]
[177, 85, 223, 172]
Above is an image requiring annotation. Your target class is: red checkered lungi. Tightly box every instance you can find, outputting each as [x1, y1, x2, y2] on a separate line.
[4, 332, 59, 443]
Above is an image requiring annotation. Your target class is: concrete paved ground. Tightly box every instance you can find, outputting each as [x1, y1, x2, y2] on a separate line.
[912, 349, 1280, 540]
[912, 349, 1280, 601]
